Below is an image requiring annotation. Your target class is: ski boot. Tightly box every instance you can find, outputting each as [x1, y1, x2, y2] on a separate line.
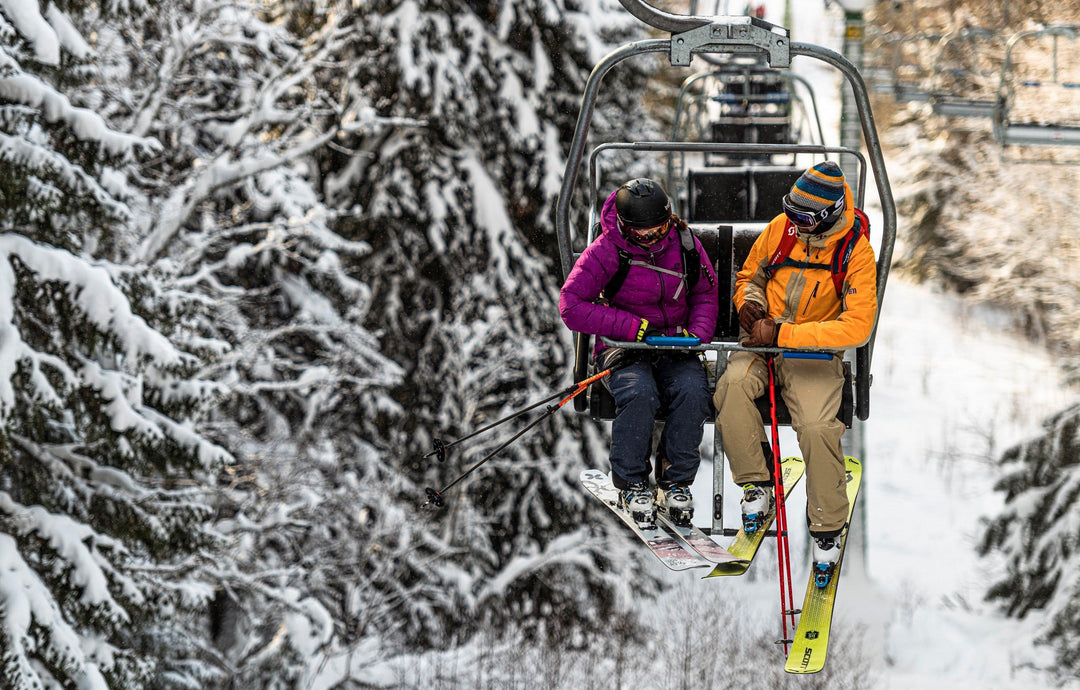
[811, 534, 842, 588]
[659, 484, 694, 527]
[740, 483, 772, 533]
[618, 482, 656, 529]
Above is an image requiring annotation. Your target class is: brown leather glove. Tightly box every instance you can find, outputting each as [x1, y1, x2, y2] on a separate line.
[744, 319, 779, 347]
[738, 301, 768, 332]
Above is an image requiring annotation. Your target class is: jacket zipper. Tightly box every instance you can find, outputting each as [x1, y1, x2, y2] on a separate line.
[803, 281, 820, 315]
[653, 250, 669, 331]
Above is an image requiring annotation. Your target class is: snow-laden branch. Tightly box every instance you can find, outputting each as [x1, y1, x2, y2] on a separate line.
[0, 74, 161, 157]
[0, 234, 182, 411]
[0, 131, 133, 219]
[0, 0, 60, 65]
[472, 528, 596, 607]
[0, 534, 114, 688]
[134, 130, 337, 263]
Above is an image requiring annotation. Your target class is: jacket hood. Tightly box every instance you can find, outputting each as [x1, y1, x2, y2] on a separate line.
[600, 190, 677, 256]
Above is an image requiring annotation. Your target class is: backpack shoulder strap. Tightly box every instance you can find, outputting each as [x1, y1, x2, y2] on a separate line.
[602, 223, 706, 302]
[677, 223, 704, 292]
[600, 246, 633, 303]
[828, 208, 871, 297]
[764, 221, 830, 277]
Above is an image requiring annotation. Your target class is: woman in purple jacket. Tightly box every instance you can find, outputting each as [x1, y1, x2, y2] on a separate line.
[560, 179, 719, 529]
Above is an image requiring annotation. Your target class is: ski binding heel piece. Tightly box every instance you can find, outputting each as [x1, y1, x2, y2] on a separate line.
[667, 506, 693, 527]
[813, 562, 833, 588]
[631, 509, 656, 530]
[743, 512, 763, 533]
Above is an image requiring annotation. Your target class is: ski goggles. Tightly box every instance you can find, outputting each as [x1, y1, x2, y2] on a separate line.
[623, 219, 671, 246]
[782, 194, 845, 229]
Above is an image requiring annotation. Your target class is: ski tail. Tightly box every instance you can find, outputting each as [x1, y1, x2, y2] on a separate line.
[784, 456, 863, 674]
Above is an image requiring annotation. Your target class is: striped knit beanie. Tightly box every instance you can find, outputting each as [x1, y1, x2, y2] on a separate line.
[788, 161, 845, 213]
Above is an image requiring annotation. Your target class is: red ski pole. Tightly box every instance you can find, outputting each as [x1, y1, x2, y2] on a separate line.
[768, 356, 797, 652]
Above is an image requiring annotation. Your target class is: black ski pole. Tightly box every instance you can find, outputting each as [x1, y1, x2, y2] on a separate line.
[423, 368, 613, 507]
[423, 386, 573, 464]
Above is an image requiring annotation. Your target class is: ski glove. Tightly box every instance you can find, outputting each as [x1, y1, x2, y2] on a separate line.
[635, 318, 664, 342]
[738, 300, 768, 332]
[744, 319, 779, 347]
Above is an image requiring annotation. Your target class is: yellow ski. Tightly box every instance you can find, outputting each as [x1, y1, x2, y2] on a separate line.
[784, 456, 863, 674]
[704, 457, 806, 578]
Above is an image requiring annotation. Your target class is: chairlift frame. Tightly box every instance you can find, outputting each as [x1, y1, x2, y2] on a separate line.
[554, 0, 896, 535]
[892, 33, 943, 103]
[993, 25, 1080, 152]
[929, 27, 1005, 119]
[663, 63, 829, 202]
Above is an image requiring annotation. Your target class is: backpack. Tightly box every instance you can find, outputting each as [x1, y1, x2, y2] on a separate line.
[763, 208, 871, 297]
[600, 222, 712, 303]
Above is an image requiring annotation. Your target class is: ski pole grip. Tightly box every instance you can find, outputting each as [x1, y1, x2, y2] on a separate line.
[643, 335, 701, 347]
[781, 352, 832, 360]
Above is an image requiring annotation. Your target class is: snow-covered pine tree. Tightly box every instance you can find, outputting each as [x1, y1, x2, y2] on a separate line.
[0, 1, 231, 687]
[98, 2, 413, 684]
[307, 0, 669, 671]
[978, 403, 1080, 681]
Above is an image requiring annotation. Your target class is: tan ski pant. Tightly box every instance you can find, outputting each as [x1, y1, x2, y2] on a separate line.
[713, 351, 848, 535]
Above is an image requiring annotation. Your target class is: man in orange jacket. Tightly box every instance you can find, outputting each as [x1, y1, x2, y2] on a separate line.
[713, 161, 877, 572]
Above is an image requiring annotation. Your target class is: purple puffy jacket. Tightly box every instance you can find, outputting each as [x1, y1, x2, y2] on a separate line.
[559, 190, 719, 358]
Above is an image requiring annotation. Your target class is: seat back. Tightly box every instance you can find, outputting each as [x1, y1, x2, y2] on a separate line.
[687, 166, 802, 223]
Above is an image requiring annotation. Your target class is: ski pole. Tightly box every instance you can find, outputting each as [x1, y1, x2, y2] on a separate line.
[422, 377, 600, 464]
[768, 356, 797, 653]
[423, 368, 613, 508]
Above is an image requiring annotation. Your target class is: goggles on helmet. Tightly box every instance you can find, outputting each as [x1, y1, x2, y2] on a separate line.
[782, 194, 845, 229]
[623, 218, 671, 246]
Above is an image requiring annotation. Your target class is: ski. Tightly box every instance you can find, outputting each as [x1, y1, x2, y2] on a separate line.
[784, 456, 863, 674]
[655, 507, 748, 567]
[581, 470, 741, 571]
[704, 456, 806, 578]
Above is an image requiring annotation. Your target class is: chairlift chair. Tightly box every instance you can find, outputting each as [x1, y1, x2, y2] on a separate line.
[554, 0, 896, 535]
[893, 33, 943, 103]
[993, 25, 1080, 154]
[929, 27, 1005, 119]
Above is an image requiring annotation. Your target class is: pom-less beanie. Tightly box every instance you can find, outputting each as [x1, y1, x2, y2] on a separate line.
[788, 161, 845, 213]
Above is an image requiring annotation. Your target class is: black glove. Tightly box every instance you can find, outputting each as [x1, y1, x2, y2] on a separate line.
[738, 301, 768, 332]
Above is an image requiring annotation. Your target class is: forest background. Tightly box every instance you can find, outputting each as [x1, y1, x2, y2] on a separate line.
[2, 0, 1080, 688]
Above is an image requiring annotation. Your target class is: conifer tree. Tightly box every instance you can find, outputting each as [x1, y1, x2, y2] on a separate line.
[0, 1, 230, 686]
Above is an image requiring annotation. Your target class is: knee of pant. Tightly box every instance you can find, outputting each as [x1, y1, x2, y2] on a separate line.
[714, 372, 761, 408]
[670, 382, 710, 413]
[797, 420, 844, 441]
[618, 387, 660, 414]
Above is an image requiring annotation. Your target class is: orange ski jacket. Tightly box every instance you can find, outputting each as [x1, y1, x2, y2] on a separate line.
[734, 184, 878, 350]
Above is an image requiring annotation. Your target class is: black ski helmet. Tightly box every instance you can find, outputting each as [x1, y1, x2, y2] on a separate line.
[615, 178, 672, 229]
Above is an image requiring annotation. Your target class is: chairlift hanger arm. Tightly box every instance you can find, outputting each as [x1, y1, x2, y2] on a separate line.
[616, 0, 711, 34]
